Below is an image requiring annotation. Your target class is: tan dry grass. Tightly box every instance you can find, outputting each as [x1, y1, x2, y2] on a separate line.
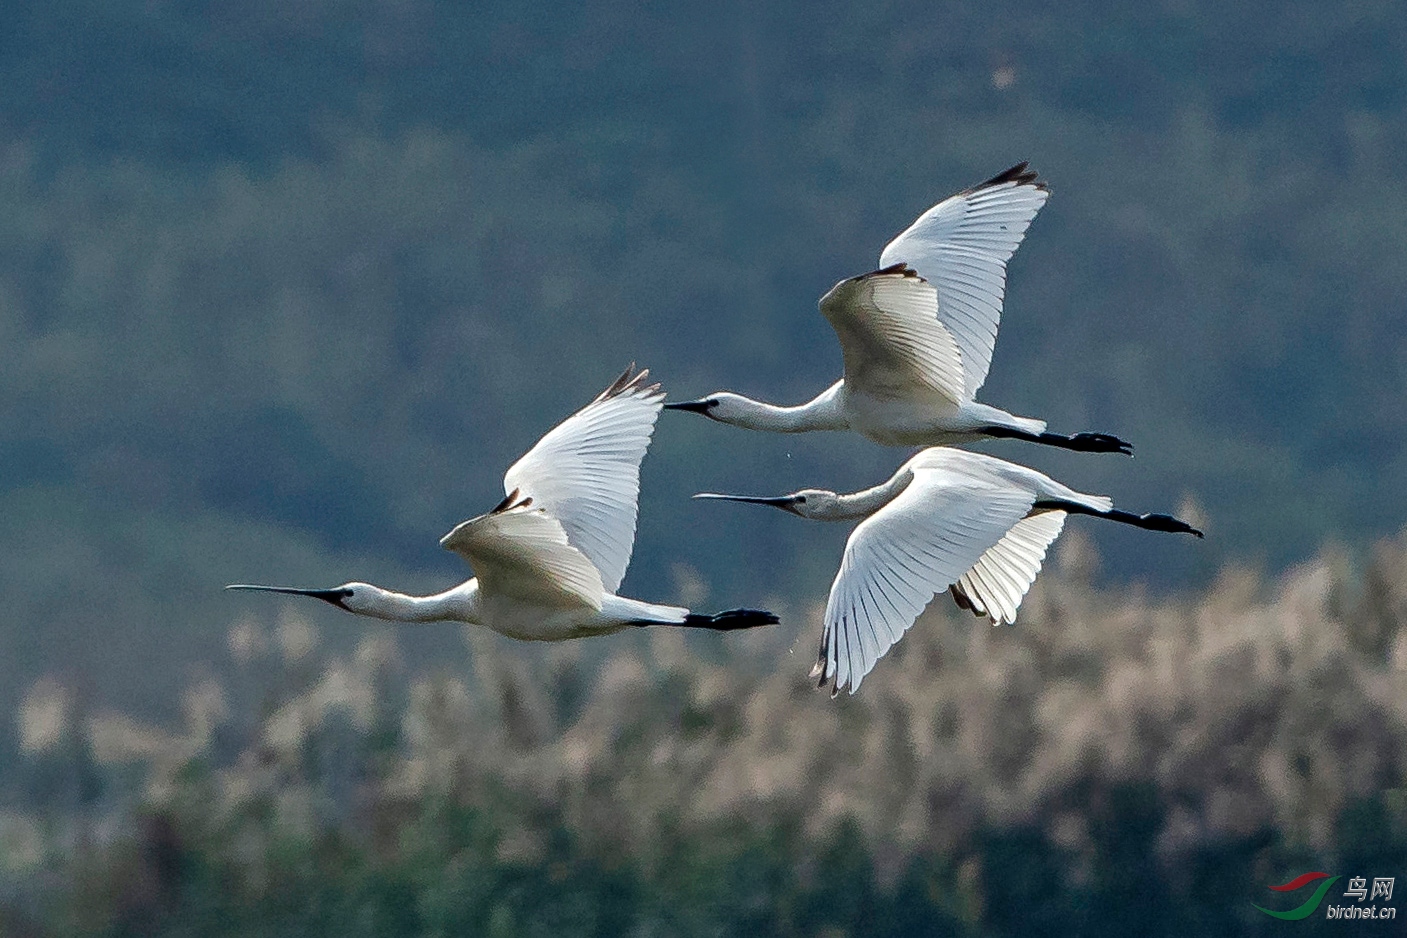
[18, 532, 1407, 874]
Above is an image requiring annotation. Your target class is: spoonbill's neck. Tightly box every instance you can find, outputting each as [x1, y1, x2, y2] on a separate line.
[830, 468, 914, 520]
[357, 582, 479, 624]
[726, 382, 848, 433]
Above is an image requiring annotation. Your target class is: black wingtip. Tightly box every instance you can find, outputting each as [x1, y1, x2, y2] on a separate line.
[977, 161, 1045, 191]
[489, 488, 534, 514]
[858, 262, 923, 282]
[949, 584, 984, 617]
[683, 609, 780, 631]
[596, 363, 662, 403]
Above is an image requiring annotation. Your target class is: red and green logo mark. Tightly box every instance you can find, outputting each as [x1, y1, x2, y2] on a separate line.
[1254, 872, 1342, 920]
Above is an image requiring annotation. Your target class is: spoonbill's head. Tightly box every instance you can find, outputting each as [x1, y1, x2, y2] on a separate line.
[693, 488, 844, 520]
[663, 392, 749, 423]
[225, 582, 379, 614]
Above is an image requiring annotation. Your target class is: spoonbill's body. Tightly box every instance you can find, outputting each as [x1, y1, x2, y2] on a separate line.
[697, 448, 1201, 694]
[668, 164, 1131, 454]
[230, 367, 779, 639]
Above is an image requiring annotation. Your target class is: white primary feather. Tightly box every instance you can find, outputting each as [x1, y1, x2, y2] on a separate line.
[440, 503, 604, 611]
[502, 366, 664, 594]
[818, 467, 1037, 694]
[951, 510, 1066, 625]
[879, 163, 1049, 400]
[820, 265, 967, 406]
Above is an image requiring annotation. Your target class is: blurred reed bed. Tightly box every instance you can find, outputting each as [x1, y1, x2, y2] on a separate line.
[5, 532, 1407, 936]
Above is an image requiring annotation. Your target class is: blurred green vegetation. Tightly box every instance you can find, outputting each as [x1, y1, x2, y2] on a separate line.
[6, 533, 1406, 935]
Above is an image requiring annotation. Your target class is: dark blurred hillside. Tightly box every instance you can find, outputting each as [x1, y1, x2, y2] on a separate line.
[3, 0, 1407, 711]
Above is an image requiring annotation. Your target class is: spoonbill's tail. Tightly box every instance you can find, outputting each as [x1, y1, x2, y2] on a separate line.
[984, 426, 1134, 455]
[1038, 500, 1203, 537]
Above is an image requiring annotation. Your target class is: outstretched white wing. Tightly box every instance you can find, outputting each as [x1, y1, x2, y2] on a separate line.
[441, 500, 604, 610]
[819, 265, 966, 407]
[502, 366, 664, 594]
[879, 163, 1049, 400]
[950, 510, 1065, 625]
[816, 467, 1036, 694]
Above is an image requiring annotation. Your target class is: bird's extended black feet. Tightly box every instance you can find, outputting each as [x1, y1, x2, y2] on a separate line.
[1041, 500, 1205, 538]
[1133, 512, 1203, 537]
[984, 425, 1134, 455]
[1101, 508, 1204, 538]
[1054, 431, 1134, 455]
[682, 609, 780, 630]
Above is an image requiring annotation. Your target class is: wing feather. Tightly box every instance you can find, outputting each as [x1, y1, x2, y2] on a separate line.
[879, 163, 1049, 399]
[951, 510, 1066, 625]
[502, 365, 664, 593]
[440, 501, 604, 610]
[819, 265, 966, 406]
[819, 468, 1037, 694]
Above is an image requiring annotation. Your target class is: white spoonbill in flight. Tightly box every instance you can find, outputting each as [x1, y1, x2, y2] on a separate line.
[695, 447, 1201, 694]
[229, 366, 779, 639]
[668, 164, 1131, 454]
